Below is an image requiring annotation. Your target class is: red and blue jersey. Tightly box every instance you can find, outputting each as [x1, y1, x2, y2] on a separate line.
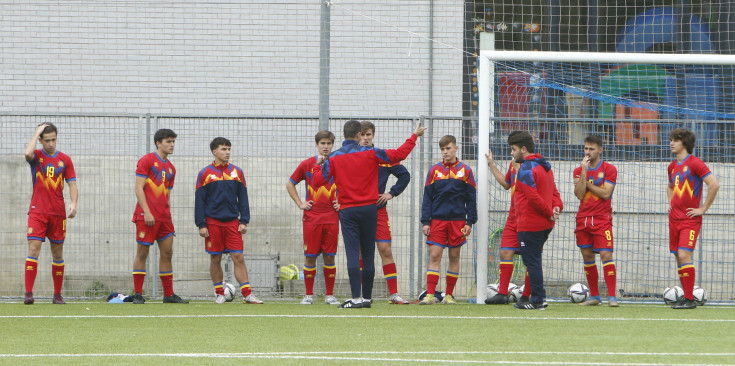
[573, 160, 617, 219]
[668, 155, 711, 221]
[505, 162, 517, 221]
[289, 156, 338, 224]
[195, 161, 250, 228]
[420, 160, 477, 225]
[377, 161, 410, 209]
[133, 152, 175, 222]
[315, 135, 417, 210]
[513, 154, 563, 232]
[28, 149, 76, 216]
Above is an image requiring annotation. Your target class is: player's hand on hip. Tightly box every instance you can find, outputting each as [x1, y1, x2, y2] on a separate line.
[199, 227, 209, 238]
[422, 224, 431, 236]
[462, 225, 472, 237]
[144, 212, 155, 227]
[413, 122, 427, 137]
[238, 224, 248, 234]
[299, 200, 313, 210]
[686, 207, 705, 217]
[376, 193, 393, 206]
[66, 204, 77, 219]
[332, 200, 340, 211]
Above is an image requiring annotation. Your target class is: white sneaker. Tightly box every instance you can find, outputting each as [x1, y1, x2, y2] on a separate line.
[388, 293, 410, 304]
[215, 294, 226, 304]
[243, 294, 263, 304]
[300, 295, 313, 305]
[324, 295, 340, 305]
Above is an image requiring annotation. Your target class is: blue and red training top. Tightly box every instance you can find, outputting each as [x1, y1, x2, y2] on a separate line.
[513, 154, 563, 232]
[314, 134, 417, 210]
[194, 161, 250, 228]
[420, 160, 477, 225]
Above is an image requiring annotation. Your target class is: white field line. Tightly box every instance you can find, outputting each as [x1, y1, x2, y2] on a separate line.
[1, 314, 734, 322]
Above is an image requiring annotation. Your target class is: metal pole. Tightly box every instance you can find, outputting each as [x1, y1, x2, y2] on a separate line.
[476, 32, 494, 304]
[428, 0, 434, 117]
[409, 118, 418, 297]
[319, 0, 331, 131]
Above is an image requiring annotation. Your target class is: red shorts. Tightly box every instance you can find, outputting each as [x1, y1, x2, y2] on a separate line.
[205, 218, 244, 254]
[575, 216, 614, 252]
[426, 220, 467, 248]
[303, 222, 339, 257]
[669, 218, 701, 253]
[27, 213, 67, 244]
[135, 220, 175, 246]
[376, 207, 392, 242]
[500, 218, 519, 251]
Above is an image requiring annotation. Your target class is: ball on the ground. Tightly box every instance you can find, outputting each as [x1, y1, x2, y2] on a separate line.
[486, 283, 499, 298]
[223, 282, 237, 302]
[692, 286, 707, 306]
[510, 284, 523, 303]
[568, 283, 590, 303]
[663, 286, 683, 305]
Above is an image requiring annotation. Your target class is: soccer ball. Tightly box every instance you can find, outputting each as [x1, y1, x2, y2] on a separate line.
[510, 284, 524, 303]
[692, 286, 707, 306]
[223, 282, 237, 302]
[568, 283, 590, 303]
[663, 286, 684, 305]
[486, 284, 499, 298]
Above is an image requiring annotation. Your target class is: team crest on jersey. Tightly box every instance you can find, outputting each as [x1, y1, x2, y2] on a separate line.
[154, 162, 159, 167]
[139, 231, 146, 238]
[27, 227, 33, 234]
[457, 170, 465, 178]
[597, 172, 604, 179]
[230, 170, 238, 179]
[210, 174, 218, 181]
[683, 166, 689, 172]
[39, 158, 44, 163]
[168, 168, 172, 175]
[436, 172, 443, 178]
[58, 162, 64, 167]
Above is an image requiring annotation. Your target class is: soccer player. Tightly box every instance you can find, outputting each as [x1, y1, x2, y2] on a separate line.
[509, 131, 562, 310]
[573, 135, 618, 307]
[131, 128, 188, 304]
[23, 123, 78, 305]
[419, 135, 477, 305]
[483, 142, 532, 305]
[667, 128, 719, 309]
[196, 137, 263, 305]
[313, 120, 425, 308]
[286, 130, 340, 305]
[358, 121, 411, 305]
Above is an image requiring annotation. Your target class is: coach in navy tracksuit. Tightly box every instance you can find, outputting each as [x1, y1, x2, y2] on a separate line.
[314, 120, 426, 308]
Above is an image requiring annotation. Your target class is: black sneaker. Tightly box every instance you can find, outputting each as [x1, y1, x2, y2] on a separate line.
[163, 294, 189, 304]
[485, 293, 509, 305]
[672, 298, 697, 309]
[132, 293, 145, 304]
[24, 292, 34, 305]
[362, 299, 372, 308]
[515, 300, 545, 310]
[338, 299, 363, 308]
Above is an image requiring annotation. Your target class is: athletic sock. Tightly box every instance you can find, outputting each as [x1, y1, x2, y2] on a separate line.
[522, 270, 531, 297]
[445, 271, 459, 296]
[213, 282, 224, 296]
[602, 260, 617, 298]
[498, 260, 514, 295]
[132, 269, 146, 294]
[323, 264, 336, 296]
[678, 263, 696, 300]
[52, 260, 65, 294]
[584, 260, 600, 297]
[25, 257, 38, 292]
[383, 263, 398, 295]
[159, 271, 173, 297]
[426, 269, 440, 294]
[240, 282, 252, 298]
[303, 265, 317, 296]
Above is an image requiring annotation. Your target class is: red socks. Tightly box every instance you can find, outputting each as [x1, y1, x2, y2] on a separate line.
[678, 263, 696, 300]
[159, 271, 173, 297]
[303, 265, 317, 296]
[383, 263, 398, 295]
[498, 260, 514, 295]
[52, 260, 65, 294]
[602, 260, 617, 297]
[323, 264, 336, 296]
[25, 257, 38, 292]
[584, 261, 600, 297]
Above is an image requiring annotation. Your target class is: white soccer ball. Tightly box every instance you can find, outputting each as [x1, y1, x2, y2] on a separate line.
[663, 286, 683, 305]
[223, 282, 237, 302]
[486, 284, 499, 298]
[692, 286, 707, 306]
[568, 283, 590, 303]
[510, 284, 523, 303]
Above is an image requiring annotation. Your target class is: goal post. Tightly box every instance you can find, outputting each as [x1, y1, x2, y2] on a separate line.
[476, 47, 735, 304]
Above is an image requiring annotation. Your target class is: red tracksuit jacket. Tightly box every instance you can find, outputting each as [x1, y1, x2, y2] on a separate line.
[513, 153, 563, 232]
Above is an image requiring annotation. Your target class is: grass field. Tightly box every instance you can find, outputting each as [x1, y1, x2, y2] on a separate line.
[1, 299, 734, 365]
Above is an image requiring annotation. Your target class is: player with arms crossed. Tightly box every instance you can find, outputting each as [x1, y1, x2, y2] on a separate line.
[484, 137, 533, 305]
[419, 135, 477, 305]
[359, 121, 411, 304]
[196, 137, 263, 304]
[667, 128, 719, 309]
[23, 123, 78, 305]
[573, 135, 618, 307]
[286, 130, 340, 305]
[131, 129, 188, 304]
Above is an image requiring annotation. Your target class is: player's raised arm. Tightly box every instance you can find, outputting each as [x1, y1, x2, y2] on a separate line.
[486, 148, 511, 190]
[24, 123, 49, 162]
